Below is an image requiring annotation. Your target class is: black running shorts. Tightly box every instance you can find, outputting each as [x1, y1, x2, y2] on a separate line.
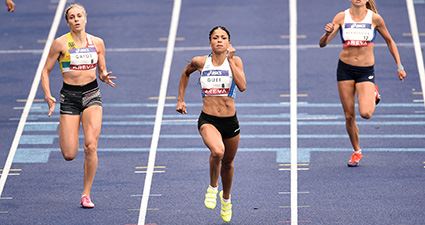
[197, 111, 240, 139]
[59, 79, 102, 115]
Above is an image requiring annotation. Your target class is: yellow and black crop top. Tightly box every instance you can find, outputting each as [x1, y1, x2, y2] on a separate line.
[58, 32, 98, 73]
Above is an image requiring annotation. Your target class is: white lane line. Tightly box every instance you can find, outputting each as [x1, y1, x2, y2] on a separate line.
[0, 0, 67, 198]
[0, 173, 20, 176]
[137, 0, 181, 224]
[279, 191, 309, 195]
[0, 169, 21, 172]
[135, 166, 166, 169]
[280, 205, 310, 209]
[1, 42, 423, 54]
[135, 171, 166, 174]
[131, 194, 162, 197]
[16, 99, 45, 103]
[406, 0, 425, 108]
[279, 168, 309, 171]
[279, 164, 308, 166]
[402, 32, 425, 37]
[289, 0, 298, 224]
[280, 34, 307, 39]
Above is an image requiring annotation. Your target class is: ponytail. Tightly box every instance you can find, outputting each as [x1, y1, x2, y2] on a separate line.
[366, 0, 378, 14]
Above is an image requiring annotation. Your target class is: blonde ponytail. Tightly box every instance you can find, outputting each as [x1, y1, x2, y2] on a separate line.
[366, 0, 378, 14]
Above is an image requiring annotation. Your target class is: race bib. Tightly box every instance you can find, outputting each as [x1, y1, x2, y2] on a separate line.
[200, 71, 233, 96]
[69, 47, 98, 70]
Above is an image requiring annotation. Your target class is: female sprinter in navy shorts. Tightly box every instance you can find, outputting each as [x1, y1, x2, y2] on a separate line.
[176, 26, 246, 222]
[41, 3, 116, 208]
[319, 0, 406, 167]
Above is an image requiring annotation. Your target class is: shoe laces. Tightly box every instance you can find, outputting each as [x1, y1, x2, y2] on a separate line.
[350, 152, 362, 162]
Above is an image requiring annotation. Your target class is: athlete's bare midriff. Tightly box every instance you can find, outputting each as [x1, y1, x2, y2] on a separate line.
[62, 70, 97, 86]
[339, 45, 375, 67]
[202, 96, 236, 117]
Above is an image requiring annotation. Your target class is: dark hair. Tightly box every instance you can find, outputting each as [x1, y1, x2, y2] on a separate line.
[64, 3, 86, 22]
[209, 26, 231, 41]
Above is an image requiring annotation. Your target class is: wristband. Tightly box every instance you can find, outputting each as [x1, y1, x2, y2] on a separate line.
[397, 64, 404, 72]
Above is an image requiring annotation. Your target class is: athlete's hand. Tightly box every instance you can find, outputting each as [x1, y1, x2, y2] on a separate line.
[227, 44, 236, 59]
[398, 69, 407, 81]
[100, 71, 117, 87]
[5, 0, 15, 12]
[324, 23, 334, 34]
[45, 96, 56, 117]
[176, 100, 187, 114]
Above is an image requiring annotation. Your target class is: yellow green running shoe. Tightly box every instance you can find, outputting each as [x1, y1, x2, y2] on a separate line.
[219, 191, 232, 223]
[204, 186, 218, 209]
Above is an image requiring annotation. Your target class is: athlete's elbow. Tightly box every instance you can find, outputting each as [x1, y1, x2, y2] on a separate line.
[238, 84, 247, 92]
[41, 69, 49, 81]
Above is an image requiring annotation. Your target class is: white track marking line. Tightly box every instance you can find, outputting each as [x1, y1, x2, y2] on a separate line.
[137, 0, 181, 224]
[289, 0, 298, 224]
[406, 0, 425, 108]
[1, 42, 423, 54]
[0, 0, 67, 198]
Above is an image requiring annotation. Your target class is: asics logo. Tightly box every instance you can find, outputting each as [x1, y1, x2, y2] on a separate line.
[368, 75, 374, 79]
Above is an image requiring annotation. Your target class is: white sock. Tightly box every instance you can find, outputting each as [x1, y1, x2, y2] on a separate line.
[354, 149, 362, 153]
[223, 197, 231, 203]
[209, 185, 218, 191]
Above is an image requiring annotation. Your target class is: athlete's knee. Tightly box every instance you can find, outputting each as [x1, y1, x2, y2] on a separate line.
[210, 147, 225, 160]
[221, 160, 234, 170]
[61, 150, 77, 161]
[84, 142, 98, 155]
[344, 113, 356, 123]
[360, 111, 373, 120]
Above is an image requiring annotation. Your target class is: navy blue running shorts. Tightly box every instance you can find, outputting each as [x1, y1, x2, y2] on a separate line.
[337, 59, 375, 83]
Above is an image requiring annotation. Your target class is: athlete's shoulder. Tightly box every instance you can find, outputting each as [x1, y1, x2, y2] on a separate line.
[372, 12, 384, 25]
[88, 34, 104, 44]
[52, 34, 68, 51]
[54, 33, 69, 43]
[333, 11, 345, 22]
[232, 55, 243, 61]
[191, 55, 207, 68]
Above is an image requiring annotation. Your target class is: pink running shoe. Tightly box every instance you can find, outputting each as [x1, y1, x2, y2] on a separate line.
[347, 151, 363, 167]
[80, 195, 95, 208]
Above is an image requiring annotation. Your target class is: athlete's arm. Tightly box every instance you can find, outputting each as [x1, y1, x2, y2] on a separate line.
[5, 0, 15, 12]
[176, 56, 204, 114]
[374, 14, 407, 80]
[319, 12, 343, 48]
[41, 39, 61, 116]
[95, 37, 116, 87]
[227, 45, 246, 92]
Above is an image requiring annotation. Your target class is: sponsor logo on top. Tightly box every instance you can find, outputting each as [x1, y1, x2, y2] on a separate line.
[202, 70, 229, 77]
[345, 23, 372, 29]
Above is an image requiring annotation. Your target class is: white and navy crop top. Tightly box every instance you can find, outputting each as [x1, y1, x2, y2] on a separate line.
[199, 55, 236, 98]
[340, 9, 377, 48]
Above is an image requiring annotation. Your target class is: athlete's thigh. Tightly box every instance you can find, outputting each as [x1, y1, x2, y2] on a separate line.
[222, 134, 240, 163]
[81, 105, 102, 145]
[199, 124, 224, 153]
[337, 80, 356, 116]
[355, 81, 375, 113]
[59, 114, 81, 155]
